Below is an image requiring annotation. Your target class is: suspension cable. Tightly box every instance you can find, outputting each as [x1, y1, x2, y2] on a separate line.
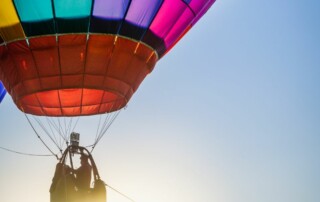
[99, 113, 113, 136]
[105, 183, 136, 202]
[46, 117, 69, 153]
[54, 119, 68, 143]
[24, 114, 59, 159]
[58, 118, 66, 141]
[94, 114, 110, 144]
[44, 116, 79, 149]
[45, 116, 62, 149]
[0, 146, 56, 157]
[71, 117, 80, 134]
[91, 110, 121, 152]
[46, 117, 69, 146]
[102, 110, 120, 135]
[66, 117, 74, 138]
[32, 116, 63, 152]
[94, 102, 117, 144]
[98, 110, 120, 142]
[46, 117, 66, 142]
[63, 117, 68, 138]
[94, 114, 103, 143]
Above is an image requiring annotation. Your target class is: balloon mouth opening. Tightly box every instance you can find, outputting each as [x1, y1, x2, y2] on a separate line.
[18, 88, 128, 117]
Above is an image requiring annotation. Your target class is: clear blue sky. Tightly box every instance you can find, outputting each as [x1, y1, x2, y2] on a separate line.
[1, 0, 320, 202]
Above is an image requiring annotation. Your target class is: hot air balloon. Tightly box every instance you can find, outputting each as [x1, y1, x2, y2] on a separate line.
[0, 81, 6, 103]
[0, 0, 216, 201]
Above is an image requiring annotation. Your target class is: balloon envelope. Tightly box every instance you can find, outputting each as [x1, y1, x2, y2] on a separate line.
[0, 0, 215, 116]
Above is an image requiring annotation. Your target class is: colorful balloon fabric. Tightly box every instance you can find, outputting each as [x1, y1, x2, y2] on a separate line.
[0, 0, 215, 116]
[0, 81, 6, 103]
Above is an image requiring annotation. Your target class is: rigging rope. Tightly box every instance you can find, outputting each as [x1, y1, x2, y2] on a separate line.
[24, 114, 59, 159]
[70, 117, 80, 136]
[45, 117, 65, 150]
[47, 117, 69, 146]
[0, 146, 57, 157]
[95, 114, 103, 143]
[98, 110, 120, 142]
[105, 183, 136, 202]
[91, 110, 121, 152]
[23, 105, 123, 156]
[32, 116, 63, 152]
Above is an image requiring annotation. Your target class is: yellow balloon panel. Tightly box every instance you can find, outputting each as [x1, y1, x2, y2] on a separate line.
[0, 0, 25, 42]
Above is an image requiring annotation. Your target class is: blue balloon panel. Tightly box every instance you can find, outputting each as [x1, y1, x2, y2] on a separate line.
[0, 81, 6, 103]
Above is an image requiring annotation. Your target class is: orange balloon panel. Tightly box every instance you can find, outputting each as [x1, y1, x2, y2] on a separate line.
[0, 34, 157, 116]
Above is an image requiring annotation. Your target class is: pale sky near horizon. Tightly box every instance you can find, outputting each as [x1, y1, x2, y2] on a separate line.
[1, 0, 320, 202]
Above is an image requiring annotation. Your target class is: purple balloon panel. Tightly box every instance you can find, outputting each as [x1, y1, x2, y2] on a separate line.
[93, 0, 130, 19]
[125, 0, 163, 28]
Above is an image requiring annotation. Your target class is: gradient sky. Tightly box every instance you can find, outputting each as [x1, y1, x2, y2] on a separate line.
[1, 0, 320, 202]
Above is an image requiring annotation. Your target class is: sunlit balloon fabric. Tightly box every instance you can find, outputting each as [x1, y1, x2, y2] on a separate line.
[0, 81, 6, 103]
[0, 0, 215, 116]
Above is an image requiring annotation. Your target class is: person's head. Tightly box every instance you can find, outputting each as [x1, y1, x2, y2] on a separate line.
[80, 154, 89, 165]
